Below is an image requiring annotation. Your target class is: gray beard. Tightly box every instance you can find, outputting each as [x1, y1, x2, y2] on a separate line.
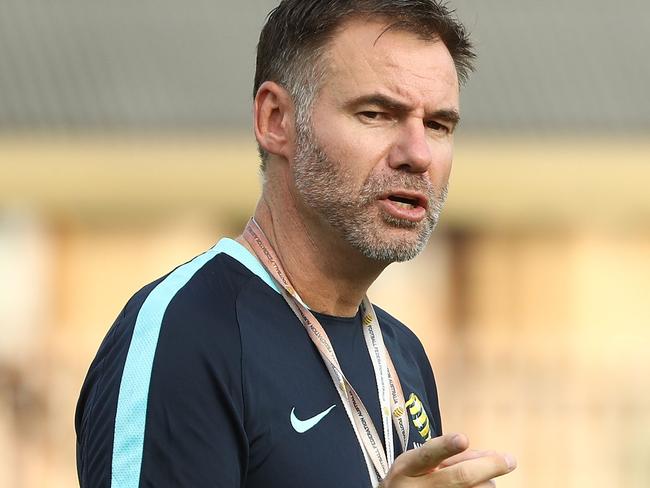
[292, 124, 447, 263]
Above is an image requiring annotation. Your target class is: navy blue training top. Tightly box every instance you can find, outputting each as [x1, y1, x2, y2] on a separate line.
[75, 238, 442, 487]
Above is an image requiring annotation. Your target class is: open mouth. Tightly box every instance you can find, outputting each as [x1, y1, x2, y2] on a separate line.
[387, 195, 421, 209]
[378, 191, 428, 222]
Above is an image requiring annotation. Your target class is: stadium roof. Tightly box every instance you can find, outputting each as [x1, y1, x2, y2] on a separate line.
[0, 0, 648, 133]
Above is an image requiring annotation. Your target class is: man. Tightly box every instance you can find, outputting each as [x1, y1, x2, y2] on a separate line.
[76, 1, 516, 487]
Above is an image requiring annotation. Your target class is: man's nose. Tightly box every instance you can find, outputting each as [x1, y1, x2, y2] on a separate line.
[387, 119, 432, 173]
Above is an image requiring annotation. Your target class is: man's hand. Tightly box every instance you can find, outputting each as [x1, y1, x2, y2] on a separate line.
[380, 434, 516, 487]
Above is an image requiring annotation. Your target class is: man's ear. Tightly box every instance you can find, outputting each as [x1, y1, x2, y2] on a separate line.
[254, 81, 295, 161]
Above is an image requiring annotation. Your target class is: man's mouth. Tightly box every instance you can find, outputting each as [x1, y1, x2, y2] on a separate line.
[384, 191, 428, 209]
[378, 192, 428, 223]
[387, 195, 420, 209]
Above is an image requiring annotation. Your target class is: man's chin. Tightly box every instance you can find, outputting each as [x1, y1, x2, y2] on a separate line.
[360, 244, 424, 263]
[351, 230, 429, 263]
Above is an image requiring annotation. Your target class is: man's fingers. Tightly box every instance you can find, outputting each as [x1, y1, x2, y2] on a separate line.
[438, 449, 492, 469]
[391, 433, 469, 477]
[434, 452, 516, 486]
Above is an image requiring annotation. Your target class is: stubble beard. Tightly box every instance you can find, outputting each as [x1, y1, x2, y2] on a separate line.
[292, 123, 448, 263]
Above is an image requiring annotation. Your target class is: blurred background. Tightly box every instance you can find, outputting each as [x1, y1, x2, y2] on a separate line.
[1, 1, 649, 486]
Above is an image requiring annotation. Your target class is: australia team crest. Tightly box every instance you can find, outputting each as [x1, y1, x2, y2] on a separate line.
[406, 393, 432, 441]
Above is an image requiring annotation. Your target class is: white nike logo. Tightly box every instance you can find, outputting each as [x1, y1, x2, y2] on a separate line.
[290, 405, 336, 433]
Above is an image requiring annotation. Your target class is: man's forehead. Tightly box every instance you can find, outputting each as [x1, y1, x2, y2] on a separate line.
[321, 18, 459, 108]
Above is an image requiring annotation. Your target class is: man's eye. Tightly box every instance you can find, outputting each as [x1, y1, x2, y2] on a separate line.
[359, 111, 384, 120]
[426, 120, 451, 133]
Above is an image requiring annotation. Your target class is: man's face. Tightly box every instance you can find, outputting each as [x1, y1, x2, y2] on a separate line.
[291, 19, 460, 262]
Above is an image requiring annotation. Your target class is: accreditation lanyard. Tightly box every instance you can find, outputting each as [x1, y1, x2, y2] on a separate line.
[243, 219, 410, 484]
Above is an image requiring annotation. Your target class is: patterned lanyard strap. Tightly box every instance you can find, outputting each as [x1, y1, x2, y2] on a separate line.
[243, 219, 410, 483]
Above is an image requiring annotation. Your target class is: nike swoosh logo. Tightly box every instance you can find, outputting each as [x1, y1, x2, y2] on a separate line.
[290, 405, 336, 433]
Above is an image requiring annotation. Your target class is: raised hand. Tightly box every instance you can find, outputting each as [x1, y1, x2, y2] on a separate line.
[380, 434, 516, 487]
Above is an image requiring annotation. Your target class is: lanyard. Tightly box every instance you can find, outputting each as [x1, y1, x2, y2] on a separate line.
[243, 219, 410, 484]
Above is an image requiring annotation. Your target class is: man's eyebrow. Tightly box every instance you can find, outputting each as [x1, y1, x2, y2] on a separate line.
[430, 109, 461, 127]
[345, 93, 460, 126]
[345, 94, 411, 113]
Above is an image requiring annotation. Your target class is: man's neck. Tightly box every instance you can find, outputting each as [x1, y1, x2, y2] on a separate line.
[236, 192, 386, 318]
